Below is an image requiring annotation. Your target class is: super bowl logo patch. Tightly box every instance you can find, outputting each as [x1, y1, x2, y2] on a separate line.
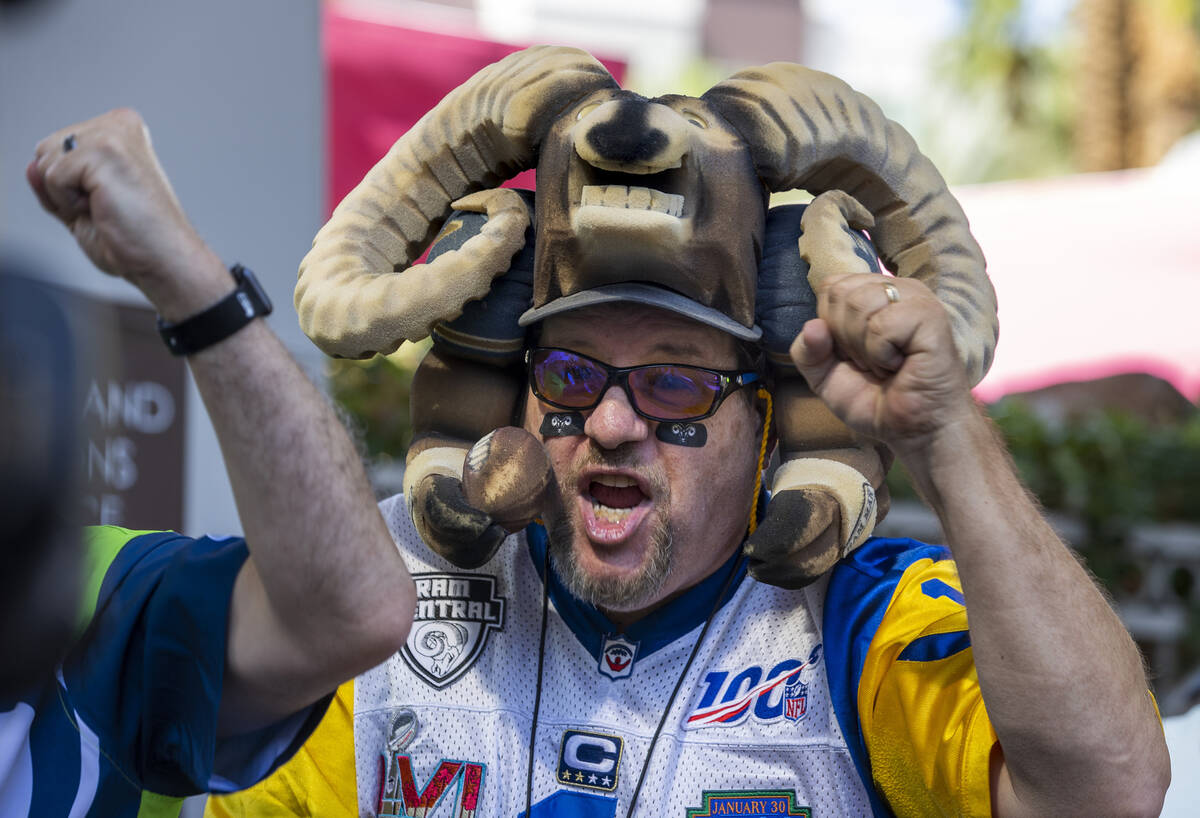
[686, 644, 823, 730]
[556, 729, 623, 792]
[685, 790, 811, 817]
[375, 709, 488, 816]
[598, 633, 639, 680]
[401, 573, 505, 689]
[379, 756, 486, 816]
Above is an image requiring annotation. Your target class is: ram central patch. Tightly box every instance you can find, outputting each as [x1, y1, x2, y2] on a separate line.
[685, 790, 811, 816]
[556, 730, 623, 792]
[400, 573, 505, 689]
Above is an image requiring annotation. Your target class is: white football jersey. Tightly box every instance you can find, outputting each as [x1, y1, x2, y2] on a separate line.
[353, 494, 877, 817]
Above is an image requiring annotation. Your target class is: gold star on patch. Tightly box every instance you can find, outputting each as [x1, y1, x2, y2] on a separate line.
[575, 772, 585, 782]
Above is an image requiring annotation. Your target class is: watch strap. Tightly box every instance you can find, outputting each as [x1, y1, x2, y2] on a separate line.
[158, 264, 273, 356]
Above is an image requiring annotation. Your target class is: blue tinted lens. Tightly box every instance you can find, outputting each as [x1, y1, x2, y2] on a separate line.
[532, 349, 608, 407]
[628, 366, 722, 418]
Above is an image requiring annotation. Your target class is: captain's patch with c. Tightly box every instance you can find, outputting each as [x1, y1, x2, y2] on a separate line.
[557, 730, 623, 792]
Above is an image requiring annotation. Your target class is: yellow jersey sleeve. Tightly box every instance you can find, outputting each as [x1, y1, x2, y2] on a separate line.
[824, 538, 997, 817]
[206, 680, 358, 817]
[858, 556, 996, 817]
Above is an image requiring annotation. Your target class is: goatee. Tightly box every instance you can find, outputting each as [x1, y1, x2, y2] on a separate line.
[543, 444, 673, 611]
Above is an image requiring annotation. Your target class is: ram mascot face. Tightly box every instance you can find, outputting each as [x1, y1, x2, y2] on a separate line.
[530, 89, 765, 332]
[294, 46, 998, 585]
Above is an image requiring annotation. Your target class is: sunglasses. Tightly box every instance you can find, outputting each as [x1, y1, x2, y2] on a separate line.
[526, 347, 761, 423]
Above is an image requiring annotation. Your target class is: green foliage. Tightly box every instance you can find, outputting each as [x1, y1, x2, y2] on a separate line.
[889, 399, 1200, 593]
[932, 0, 1075, 182]
[890, 400, 1200, 523]
[988, 399, 1200, 526]
[327, 353, 419, 463]
[944, 0, 1046, 122]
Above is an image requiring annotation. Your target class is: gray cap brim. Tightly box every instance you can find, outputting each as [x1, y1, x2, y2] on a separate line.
[518, 283, 762, 342]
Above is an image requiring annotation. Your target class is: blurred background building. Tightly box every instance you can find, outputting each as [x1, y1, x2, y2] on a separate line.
[3, 0, 1198, 761]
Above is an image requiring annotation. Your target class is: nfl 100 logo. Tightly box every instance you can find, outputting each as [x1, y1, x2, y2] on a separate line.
[685, 645, 823, 730]
[785, 644, 821, 722]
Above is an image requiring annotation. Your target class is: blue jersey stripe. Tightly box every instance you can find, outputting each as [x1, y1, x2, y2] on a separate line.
[520, 789, 618, 818]
[65, 702, 100, 817]
[28, 680, 83, 817]
[897, 630, 972, 662]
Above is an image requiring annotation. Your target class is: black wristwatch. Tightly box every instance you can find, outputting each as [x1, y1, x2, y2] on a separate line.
[157, 264, 273, 356]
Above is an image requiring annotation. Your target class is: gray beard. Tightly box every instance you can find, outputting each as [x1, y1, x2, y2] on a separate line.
[545, 509, 674, 612]
[542, 442, 674, 611]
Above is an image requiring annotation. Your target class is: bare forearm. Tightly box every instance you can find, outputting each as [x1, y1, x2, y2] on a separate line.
[899, 403, 1168, 814]
[151, 254, 413, 729]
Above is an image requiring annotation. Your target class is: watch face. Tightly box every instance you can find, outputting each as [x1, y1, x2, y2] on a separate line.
[233, 265, 274, 316]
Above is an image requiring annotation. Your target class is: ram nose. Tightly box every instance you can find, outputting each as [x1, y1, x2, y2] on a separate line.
[576, 99, 689, 173]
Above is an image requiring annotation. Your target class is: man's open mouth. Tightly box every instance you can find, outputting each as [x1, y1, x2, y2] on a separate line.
[581, 473, 651, 544]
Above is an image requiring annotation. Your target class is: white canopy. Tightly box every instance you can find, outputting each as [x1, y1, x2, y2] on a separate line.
[956, 136, 1200, 402]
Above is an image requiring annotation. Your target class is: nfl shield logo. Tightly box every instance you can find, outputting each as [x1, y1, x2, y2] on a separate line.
[401, 573, 505, 689]
[598, 634, 639, 680]
[783, 677, 808, 722]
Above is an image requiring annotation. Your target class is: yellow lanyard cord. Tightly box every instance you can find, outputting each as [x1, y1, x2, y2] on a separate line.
[747, 387, 773, 535]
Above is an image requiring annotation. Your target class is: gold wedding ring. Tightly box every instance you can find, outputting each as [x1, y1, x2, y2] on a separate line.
[882, 282, 900, 304]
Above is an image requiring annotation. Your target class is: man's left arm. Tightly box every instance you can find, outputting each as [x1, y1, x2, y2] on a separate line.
[792, 273, 1170, 816]
[27, 110, 415, 790]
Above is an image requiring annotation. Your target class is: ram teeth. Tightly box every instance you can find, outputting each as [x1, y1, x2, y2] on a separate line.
[580, 185, 683, 217]
[603, 185, 628, 207]
[650, 189, 684, 216]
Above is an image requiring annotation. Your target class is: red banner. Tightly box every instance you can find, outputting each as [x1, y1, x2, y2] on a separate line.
[324, 6, 625, 215]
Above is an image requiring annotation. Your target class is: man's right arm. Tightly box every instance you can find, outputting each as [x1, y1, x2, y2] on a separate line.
[28, 108, 415, 734]
[792, 272, 1169, 815]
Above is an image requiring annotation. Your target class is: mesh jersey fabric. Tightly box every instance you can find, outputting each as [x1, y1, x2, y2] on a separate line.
[0, 526, 331, 818]
[209, 495, 997, 817]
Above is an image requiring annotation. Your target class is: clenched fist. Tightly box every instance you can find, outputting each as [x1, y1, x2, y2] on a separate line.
[27, 108, 230, 320]
[790, 273, 977, 460]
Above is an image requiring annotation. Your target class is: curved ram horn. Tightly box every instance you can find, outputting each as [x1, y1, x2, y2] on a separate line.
[296, 46, 617, 359]
[703, 64, 998, 384]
